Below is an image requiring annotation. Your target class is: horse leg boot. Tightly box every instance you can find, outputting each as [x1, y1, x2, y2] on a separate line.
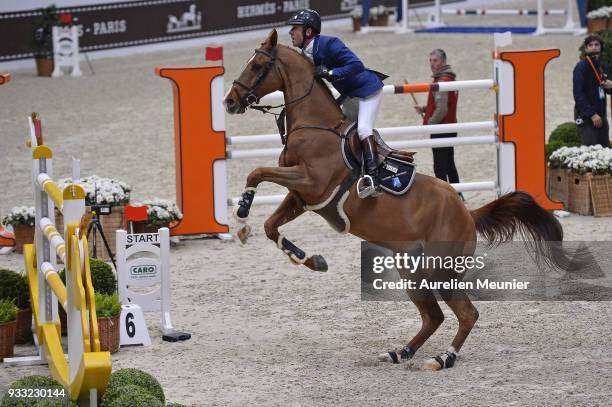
[233, 165, 310, 243]
[358, 135, 381, 199]
[379, 289, 445, 365]
[264, 194, 328, 272]
[423, 289, 479, 371]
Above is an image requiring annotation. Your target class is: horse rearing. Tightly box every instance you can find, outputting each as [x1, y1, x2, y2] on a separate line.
[224, 29, 572, 370]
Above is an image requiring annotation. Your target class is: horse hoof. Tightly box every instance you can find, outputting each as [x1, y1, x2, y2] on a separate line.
[379, 346, 415, 364]
[305, 255, 328, 272]
[423, 348, 457, 371]
[236, 224, 251, 244]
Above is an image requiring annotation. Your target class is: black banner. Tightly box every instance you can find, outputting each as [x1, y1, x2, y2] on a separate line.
[0, 0, 432, 61]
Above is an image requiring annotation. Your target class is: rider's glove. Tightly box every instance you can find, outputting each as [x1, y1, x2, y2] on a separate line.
[314, 65, 334, 81]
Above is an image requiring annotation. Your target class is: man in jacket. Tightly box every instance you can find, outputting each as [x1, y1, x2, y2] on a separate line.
[415, 49, 463, 199]
[288, 9, 385, 198]
[573, 35, 612, 146]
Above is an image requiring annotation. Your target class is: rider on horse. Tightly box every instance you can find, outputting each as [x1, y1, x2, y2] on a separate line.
[287, 9, 385, 198]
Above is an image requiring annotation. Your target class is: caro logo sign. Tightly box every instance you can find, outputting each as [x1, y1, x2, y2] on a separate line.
[129, 265, 157, 278]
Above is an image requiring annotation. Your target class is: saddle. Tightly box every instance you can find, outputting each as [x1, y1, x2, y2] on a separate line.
[303, 122, 417, 234]
[341, 122, 417, 195]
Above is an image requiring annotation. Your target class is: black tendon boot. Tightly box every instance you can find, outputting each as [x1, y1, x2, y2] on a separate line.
[358, 135, 381, 198]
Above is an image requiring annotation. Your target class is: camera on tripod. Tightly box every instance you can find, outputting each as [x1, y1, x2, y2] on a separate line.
[91, 204, 112, 216]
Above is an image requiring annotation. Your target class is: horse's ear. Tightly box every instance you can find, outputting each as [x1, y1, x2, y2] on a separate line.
[263, 29, 278, 49]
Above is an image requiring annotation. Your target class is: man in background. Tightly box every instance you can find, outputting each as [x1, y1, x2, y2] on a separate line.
[573, 35, 612, 146]
[414, 49, 463, 200]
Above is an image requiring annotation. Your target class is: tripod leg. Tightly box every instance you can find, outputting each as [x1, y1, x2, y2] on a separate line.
[87, 221, 98, 259]
[95, 222, 117, 270]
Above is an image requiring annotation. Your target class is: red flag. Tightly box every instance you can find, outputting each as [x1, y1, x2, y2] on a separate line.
[205, 47, 223, 62]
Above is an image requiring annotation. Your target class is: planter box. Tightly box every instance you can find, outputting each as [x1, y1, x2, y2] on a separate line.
[568, 172, 592, 215]
[589, 174, 612, 217]
[369, 15, 389, 27]
[547, 168, 569, 208]
[352, 17, 361, 32]
[13, 224, 34, 254]
[0, 320, 17, 360]
[15, 308, 32, 344]
[35, 58, 54, 77]
[588, 18, 607, 32]
[98, 315, 120, 353]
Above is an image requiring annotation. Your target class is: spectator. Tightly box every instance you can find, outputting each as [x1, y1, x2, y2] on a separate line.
[573, 35, 612, 146]
[414, 49, 463, 200]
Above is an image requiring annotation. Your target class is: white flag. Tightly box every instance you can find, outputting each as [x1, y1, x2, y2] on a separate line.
[494, 32, 513, 48]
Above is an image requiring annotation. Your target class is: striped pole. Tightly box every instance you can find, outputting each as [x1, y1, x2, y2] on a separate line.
[259, 79, 495, 105]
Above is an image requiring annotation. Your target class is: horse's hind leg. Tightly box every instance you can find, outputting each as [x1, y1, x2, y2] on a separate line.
[379, 288, 444, 364]
[423, 288, 479, 371]
[263, 193, 327, 272]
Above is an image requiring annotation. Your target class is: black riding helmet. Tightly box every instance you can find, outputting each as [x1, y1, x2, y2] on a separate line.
[287, 9, 321, 36]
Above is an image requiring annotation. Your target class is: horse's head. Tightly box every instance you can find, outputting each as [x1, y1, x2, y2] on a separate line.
[224, 29, 284, 114]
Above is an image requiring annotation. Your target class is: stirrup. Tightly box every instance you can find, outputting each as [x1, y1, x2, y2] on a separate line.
[357, 175, 381, 199]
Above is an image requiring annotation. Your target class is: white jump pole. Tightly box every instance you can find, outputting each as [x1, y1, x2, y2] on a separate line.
[534, 0, 585, 35]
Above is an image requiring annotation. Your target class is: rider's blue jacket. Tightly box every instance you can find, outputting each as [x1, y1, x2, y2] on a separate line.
[313, 35, 384, 98]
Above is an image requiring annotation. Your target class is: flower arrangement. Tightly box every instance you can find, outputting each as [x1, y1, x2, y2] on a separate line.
[369, 5, 390, 18]
[350, 7, 362, 19]
[548, 145, 612, 175]
[134, 198, 183, 228]
[1, 206, 35, 227]
[58, 175, 131, 206]
[587, 6, 612, 20]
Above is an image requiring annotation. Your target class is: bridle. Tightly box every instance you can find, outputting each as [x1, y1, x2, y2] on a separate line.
[232, 47, 279, 108]
[231, 45, 315, 111]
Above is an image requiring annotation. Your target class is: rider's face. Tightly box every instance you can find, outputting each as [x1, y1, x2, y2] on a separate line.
[290, 25, 304, 47]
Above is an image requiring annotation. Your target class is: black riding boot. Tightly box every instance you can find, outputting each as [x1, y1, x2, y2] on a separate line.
[359, 135, 381, 198]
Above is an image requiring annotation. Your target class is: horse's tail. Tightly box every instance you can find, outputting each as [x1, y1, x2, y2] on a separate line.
[469, 191, 574, 271]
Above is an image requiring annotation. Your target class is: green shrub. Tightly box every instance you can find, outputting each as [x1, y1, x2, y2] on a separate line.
[95, 293, 121, 318]
[548, 122, 581, 145]
[105, 369, 165, 405]
[106, 389, 163, 407]
[1, 375, 76, 407]
[59, 258, 116, 295]
[546, 122, 581, 161]
[0, 298, 18, 324]
[0, 269, 30, 309]
[89, 258, 116, 295]
[100, 384, 145, 407]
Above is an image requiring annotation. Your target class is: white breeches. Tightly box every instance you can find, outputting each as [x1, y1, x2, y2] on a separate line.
[357, 88, 383, 140]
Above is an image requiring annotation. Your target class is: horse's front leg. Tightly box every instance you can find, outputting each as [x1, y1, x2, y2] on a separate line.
[233, 165, 311, 242]
[263, 193, 327, 272]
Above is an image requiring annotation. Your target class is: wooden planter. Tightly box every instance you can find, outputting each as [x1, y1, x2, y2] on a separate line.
[587, 18, 607, 33]
[0, 319, 17, 360]
[589, 174, 612, 217]
[35, 58, 54, 77]
[568, 172, 592, 215]
[15, 308, 32, 344]
[97, 315, 120, 354]
[369, 15, 389, 27]
[547, 168, 569, 208]
[13, 224, 35, 254]
[352, 17, 361, 32]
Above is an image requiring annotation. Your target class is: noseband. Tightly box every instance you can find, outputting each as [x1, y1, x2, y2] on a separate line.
[232, 46, 278, 108]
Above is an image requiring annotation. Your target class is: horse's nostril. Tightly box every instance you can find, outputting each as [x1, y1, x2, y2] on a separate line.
[226, 98, 235, 108]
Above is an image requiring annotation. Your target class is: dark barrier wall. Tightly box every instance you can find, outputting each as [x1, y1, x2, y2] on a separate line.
[0, 0, 431, 61]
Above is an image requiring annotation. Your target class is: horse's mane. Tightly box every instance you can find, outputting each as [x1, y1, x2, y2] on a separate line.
[278, 45, 342, 113]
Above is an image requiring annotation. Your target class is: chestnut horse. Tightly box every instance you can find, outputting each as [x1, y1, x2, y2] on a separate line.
[224, 29, 571, 370]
